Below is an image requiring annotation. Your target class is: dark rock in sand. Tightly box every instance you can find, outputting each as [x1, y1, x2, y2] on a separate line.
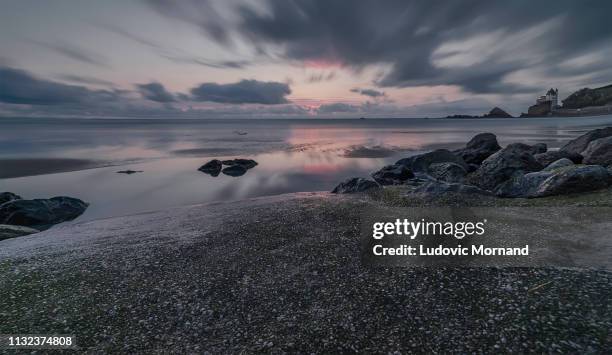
[222, 165, 248, 177]
[530, 143, 547, 155]
[454, 133, 501, 165]
[396, 149, 468, 173]
[0, 224, 39, 241]
[428, 162, 467, 183]
[331, 177, 380, 193]
[0, 196, 88, 229]
[534, 150, 583, 166]
[372, 164, 414, 185]
[198, 159, 223, 176]
[542, 158, 574, 172]
[535, 165, 611, 197]
[561, 127, 612, 155]
[582, 136, 612, 166]
[411, 181, 492, 197]
[116, 170, 143, 175]
[221, 159, 258, 170]
[0, 192, 21, 205]
[468, 143, 544, 191]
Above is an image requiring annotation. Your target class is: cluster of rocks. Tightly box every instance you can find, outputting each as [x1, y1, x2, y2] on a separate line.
[332, 127, 612, 199]
[0, 192, 88, 240]
[199, 158, 258, 177]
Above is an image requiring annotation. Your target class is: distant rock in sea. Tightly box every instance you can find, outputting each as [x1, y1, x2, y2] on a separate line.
[198, 159, 223, 176]
[117, 170, 143, 174]
[482, 107, 513, 118]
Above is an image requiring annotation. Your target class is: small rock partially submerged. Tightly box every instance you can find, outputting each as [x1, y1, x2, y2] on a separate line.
[372, 164, 414, 185]
[116, 170, 143, 175]
[0, 224, 39, 241]
[198, 159, 223, 176]
[0, 196, 88, 229]
[221, 159, 258, 170]
[331, 177, 380, 193]
[222, 165, 248, 177]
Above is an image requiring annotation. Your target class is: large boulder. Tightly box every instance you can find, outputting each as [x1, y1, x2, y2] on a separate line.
[428, 162, 467, 183]
[0, 196, 88, 229]
[198, 159, 223, 176]
[542, 158, 574, 172]
[332, 178, 380, 194]
[468, 143, 544, 191]
[372, 164, 414, 185]
[494, 171, 553, 198]
[396, 149, 468, 173]
[561, 127, 612, 155]
[0, 192, 21, 205]
[582, 136, 612, 166]
[0, 224, 39, 241]
[454, 133, 501, 165]
[221, 159, 258, 170]
[535, 165, 610, 197]
[530, 143, 547, 155]
[534, 150, 583, 166]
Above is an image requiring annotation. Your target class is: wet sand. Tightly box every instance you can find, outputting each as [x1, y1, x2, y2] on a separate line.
[0, 158, 111, 179]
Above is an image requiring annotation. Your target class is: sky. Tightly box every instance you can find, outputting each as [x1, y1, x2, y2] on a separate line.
[1, 0, 612, 118]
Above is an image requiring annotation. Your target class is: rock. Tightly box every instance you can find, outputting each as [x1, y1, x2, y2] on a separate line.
[454, 133, 501, 165]
[428, 162, 467, 183]
[371, 164, 414, 185]
[396, 149, 468, 173]
[198, 159, 223, 176]
[562, 84, 612, 109]
[0, 196, 88, 229]
[331, 178, 380, 193]
[222, 165, 248, 177]
[411, 181, 492, 197]
[483, 107, 513, 118]
[530, 143, 547, 155]
[468, 143, 544, 191]
[534, 165, 610, 197]
[116, 170, 143, 174]
[542, 158, 574, 172]
[0, 192, 21, 205]
[582, 136, 612, 166]
[0, 224, 39, 241]
[560, 127, 612, 155]
[494, 171, 553, 198]
[467, 164, 480, 173]
[221, 159, 258, 170]
[534, 150, 583, 166]
[525, 102, 551, 117]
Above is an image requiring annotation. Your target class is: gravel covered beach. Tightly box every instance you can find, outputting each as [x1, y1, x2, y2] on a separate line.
[1, 191, 611, 353]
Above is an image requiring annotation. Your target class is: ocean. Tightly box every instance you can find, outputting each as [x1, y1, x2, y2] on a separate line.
[2, 115, 612, 221]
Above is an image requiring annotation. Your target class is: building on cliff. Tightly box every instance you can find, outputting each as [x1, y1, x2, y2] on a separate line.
[524, 88, 559, 117]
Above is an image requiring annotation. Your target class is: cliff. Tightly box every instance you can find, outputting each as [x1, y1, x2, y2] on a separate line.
[562, 84, 612, 109]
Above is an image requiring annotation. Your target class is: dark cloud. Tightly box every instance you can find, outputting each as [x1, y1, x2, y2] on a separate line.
[34, 41, 109, 67]
[317, 103, 360, 114]
[189, 79, 291, 104]
[136, 82, 176, 103]
[149, 0, 612, 95]
[0, 66, 119, 105]
[351, 88, 384, 98]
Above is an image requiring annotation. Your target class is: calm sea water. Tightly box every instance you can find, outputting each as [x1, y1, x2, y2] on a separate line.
[2, 115, 612, 222]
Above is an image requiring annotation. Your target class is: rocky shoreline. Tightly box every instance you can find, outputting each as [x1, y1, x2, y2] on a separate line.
[333, 127, 612, 200]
